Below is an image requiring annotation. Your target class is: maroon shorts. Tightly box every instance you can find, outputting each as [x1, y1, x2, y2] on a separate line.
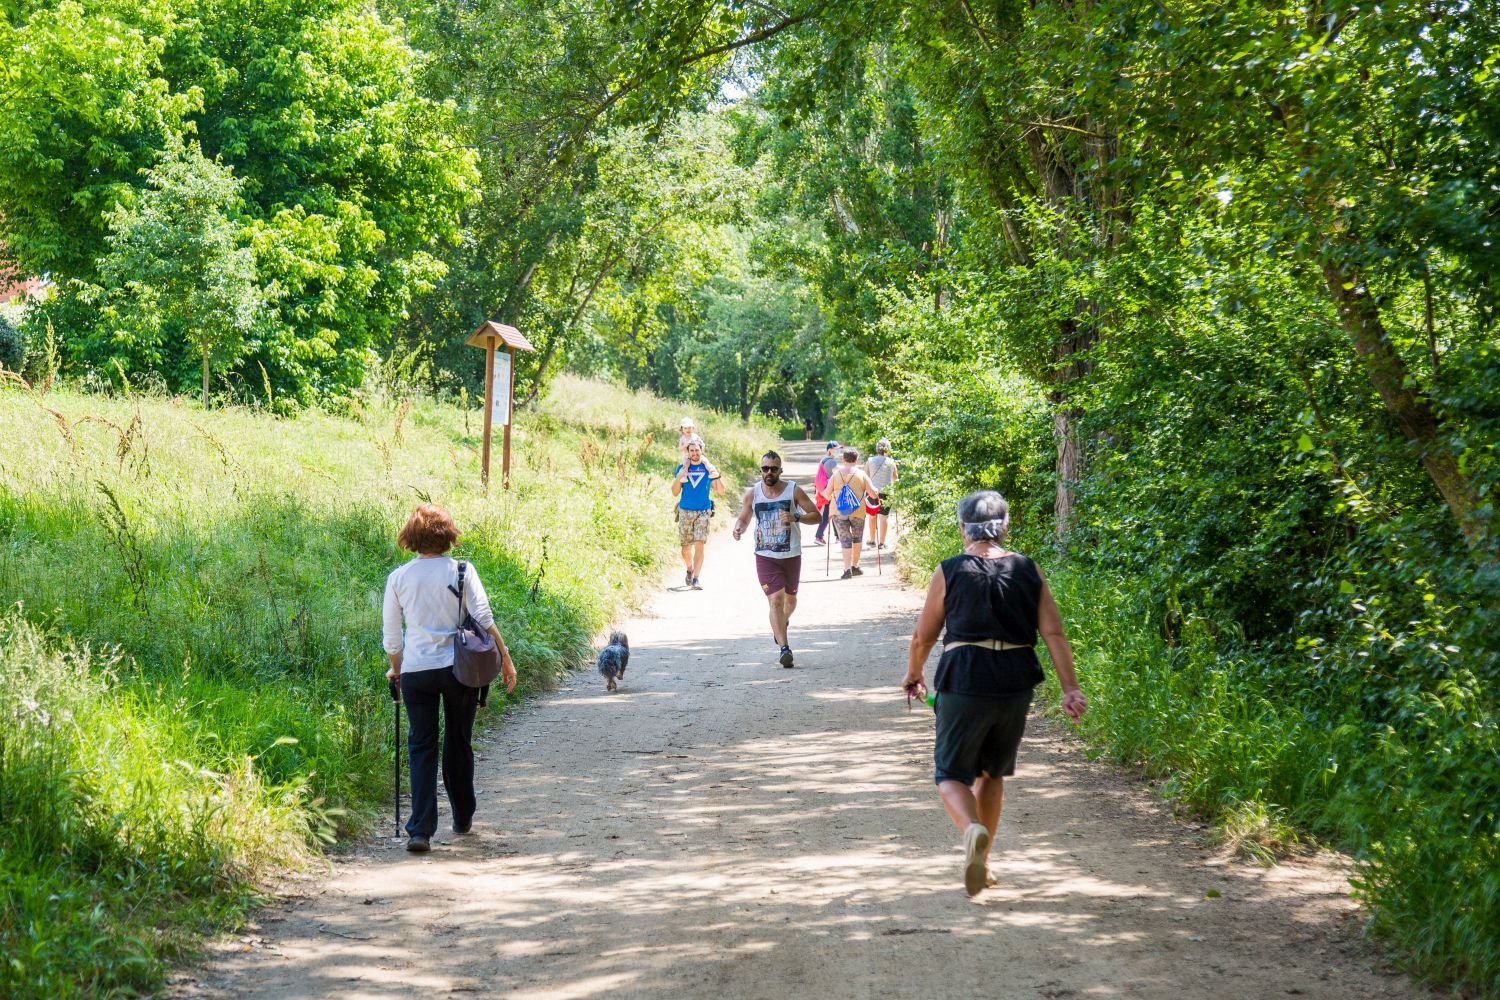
[755, 555, 802, 596]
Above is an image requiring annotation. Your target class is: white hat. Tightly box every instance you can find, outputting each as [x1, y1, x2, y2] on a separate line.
[679, 416, 695, 428]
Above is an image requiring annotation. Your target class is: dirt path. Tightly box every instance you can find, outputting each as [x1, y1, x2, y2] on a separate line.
[174, 442, 1427, 1000]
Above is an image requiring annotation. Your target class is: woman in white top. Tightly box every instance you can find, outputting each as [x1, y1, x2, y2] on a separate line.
[383, 504, 516, 852]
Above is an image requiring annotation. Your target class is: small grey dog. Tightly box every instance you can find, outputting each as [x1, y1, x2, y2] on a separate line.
[596, 631, 629, 692]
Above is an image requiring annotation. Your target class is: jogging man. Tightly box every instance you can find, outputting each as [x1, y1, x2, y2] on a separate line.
[732, 450, 821, 667]
[864, 438, 899, 548]
[672, 440, 724, 590]
[821, 446, 878, 579]
[812, 440, 840, 546]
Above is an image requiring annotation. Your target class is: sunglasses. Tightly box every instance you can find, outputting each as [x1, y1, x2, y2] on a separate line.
[760, 465, 781, 472]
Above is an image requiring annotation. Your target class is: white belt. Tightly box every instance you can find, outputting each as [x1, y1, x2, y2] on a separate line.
[943, 639, 1033, 653]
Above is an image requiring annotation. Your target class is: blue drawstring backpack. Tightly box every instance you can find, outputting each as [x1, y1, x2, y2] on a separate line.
[833, 473, 861, 516]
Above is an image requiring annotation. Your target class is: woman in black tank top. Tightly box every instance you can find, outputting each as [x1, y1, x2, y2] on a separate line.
[901, 490, 1087, 897]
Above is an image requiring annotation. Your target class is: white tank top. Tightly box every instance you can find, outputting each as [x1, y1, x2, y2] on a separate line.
[752, 480, 801, 559]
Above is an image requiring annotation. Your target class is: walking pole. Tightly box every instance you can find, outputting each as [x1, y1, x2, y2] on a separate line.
[389, 677, 401, 837]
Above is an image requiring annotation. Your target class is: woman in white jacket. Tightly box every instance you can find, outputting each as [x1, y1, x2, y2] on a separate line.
[383, 504, 516, 852]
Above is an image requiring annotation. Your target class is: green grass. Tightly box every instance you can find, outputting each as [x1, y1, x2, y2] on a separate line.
[896, 518, 1499, 997]
[0, 374, 773, 997]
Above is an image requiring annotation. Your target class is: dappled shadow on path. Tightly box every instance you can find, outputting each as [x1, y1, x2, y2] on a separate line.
[179, 446, 1421, 1000]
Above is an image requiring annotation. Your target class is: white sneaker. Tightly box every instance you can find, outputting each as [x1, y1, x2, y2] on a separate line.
[963, 822, 991, 897]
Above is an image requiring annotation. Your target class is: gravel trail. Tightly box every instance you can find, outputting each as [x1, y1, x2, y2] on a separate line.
[173, 442, 1428, 1000]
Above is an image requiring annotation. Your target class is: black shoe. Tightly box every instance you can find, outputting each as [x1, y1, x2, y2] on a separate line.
[779, 645, 794, 668]
[691, 577, 702, 590]
[685, 569, 694, 587]
[453, 818, 472, 835]
[851, 566, 864, 577]
[406, 834, 431, 853]
[840, 569, 852, 580]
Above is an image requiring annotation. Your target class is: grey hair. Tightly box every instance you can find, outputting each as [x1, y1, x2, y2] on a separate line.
[958, 490, 1010, 542]
[876, 438, 891, 454]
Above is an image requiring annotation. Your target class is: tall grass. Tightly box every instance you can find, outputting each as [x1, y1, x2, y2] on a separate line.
[898, 517, 1500, 996]
[0, 374, 771, 997]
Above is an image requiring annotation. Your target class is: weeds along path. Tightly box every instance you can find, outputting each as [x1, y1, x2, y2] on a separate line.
[174, 442, 1430, 1000]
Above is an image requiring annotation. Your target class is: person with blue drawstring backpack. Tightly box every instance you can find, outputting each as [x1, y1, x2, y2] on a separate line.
[820, 446, 878, 579]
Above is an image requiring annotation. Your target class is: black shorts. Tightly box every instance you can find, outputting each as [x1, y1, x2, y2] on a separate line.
[932, 689, 1034, 784]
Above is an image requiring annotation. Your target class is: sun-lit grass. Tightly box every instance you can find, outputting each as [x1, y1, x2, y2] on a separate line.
[0, 376, 773, 998]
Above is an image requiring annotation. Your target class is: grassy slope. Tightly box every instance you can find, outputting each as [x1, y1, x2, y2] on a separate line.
[0, 375, 771, 998]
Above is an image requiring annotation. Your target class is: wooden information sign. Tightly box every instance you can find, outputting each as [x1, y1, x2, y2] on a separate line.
[466, 321, 536, 489]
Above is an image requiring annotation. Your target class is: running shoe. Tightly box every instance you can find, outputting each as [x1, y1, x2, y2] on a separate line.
[779, 645, 794, 668]
[684, 569, 694, 588]
[851, 566, 864, 577]
[962, 822, 991, 896]
[691, 577, 702, 590]
[812, 537, 826, 546]
[840, 569, 852, 580]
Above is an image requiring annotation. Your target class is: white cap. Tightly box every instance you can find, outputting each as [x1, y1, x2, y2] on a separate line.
[679, 416, 695, 428]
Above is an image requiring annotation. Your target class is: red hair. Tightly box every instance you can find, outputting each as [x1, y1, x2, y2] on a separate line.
[397, 503, 460, 555]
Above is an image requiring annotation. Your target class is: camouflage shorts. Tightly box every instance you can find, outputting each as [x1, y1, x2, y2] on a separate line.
[677, 507, 712, 545]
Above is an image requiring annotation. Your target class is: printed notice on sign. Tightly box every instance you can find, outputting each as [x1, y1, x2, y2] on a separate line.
[491, 351, 512, 426]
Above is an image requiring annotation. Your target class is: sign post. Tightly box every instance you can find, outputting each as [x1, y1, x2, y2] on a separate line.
[466, 321, 536, 489]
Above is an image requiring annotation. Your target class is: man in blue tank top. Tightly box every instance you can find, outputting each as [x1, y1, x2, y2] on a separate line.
[672, 440, 724, 590]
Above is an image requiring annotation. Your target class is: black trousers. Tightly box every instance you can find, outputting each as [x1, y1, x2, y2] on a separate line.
[401, 666, 479, 837]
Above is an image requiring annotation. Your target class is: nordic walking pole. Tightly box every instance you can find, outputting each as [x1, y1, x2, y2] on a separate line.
[388, 676, 401, 836]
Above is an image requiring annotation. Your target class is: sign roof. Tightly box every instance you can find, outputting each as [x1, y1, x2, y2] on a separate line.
[466, 320, 536, 352]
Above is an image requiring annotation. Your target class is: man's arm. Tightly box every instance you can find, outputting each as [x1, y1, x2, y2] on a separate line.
[670, 464, 687, 497]
[732, 487, 755, 539]
[791, 485, 821, 523]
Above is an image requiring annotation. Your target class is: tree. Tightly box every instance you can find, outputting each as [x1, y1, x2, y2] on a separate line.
[2, 0, 476, 403]
[91, 140, 260, 406]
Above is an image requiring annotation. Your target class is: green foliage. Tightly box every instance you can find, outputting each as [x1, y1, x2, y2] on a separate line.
[1, 0, 477, 405]
[85, 138, 262, 404]
[0, 310, 23, 372]
[0, 376, 770, 995]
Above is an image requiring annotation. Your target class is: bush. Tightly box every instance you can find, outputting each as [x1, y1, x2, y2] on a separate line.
[0, 310, 24, 372]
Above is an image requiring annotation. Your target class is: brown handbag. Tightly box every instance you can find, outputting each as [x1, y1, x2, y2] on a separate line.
[450, 561, 502, 690]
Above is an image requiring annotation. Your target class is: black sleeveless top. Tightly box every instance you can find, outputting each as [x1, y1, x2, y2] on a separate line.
[933, 552, 1045, 696]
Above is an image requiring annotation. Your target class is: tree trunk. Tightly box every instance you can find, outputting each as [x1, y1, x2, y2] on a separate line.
[1052, 399, 1082, 538]
[1320, 258, 1487, 547]
[1028, 130, 1100, 540]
